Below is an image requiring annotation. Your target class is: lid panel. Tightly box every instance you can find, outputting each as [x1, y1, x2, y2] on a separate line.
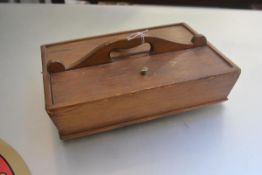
[51, 46, 234, 106]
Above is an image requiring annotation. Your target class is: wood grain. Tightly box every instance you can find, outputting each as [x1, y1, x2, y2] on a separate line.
[41, 23, 241, 140]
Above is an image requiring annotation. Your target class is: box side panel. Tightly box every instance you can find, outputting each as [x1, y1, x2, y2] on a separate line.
[52, 70, 239, 139]
[41, 46, 55, 113]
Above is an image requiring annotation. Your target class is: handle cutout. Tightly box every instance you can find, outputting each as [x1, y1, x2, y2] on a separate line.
[110, 43, 151, 60]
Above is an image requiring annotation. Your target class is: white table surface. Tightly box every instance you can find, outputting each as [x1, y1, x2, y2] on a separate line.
[0, 4, 262, 175]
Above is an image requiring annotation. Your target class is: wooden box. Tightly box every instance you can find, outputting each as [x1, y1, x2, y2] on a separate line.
[41, 23, 240, 140]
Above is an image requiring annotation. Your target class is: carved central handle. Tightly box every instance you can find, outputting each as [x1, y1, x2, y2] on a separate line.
[47, 34, 206, 73]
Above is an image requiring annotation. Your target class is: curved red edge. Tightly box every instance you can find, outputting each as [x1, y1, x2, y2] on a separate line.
[0, 154, 15, 175]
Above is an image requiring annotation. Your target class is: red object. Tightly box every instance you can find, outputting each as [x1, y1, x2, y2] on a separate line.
[0, 154, 14, 175]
